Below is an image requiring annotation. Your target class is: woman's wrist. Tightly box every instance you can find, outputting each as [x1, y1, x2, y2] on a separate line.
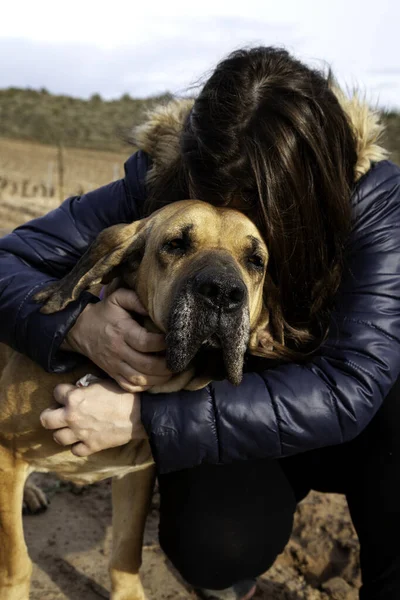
[60, 303, 94, 354]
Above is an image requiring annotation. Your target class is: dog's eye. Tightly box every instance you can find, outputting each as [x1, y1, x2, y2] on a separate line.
[247, 254, 264, 270]
[163, 238, 189, 254]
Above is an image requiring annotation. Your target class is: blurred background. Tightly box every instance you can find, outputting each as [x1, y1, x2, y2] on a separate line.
[0, 0, 399, 232]
[1, 3, 399, 598]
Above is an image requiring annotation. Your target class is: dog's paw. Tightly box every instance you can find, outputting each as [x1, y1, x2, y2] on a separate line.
[23, 480, 50, 515]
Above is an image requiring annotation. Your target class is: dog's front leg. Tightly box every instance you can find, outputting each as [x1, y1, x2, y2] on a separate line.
[109, 464, 156, 600]
[0, 452, 32, 600]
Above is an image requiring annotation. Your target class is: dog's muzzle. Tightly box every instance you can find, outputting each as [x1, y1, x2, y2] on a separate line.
[192, 267, 247, 314]
[165, 262, 250, 385]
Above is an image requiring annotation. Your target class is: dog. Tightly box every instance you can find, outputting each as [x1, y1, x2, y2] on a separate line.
[0, 200, 282, 600]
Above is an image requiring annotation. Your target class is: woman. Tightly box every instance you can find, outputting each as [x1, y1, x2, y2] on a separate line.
[1, 47, 400, 600]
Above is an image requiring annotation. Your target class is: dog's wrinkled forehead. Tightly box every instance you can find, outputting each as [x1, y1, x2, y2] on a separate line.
[148, 200, 268, 256]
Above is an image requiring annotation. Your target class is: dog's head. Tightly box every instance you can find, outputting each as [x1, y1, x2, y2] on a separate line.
[36, 200, 281, 386]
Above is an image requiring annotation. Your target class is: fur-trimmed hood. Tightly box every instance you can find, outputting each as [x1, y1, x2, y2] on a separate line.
[133, 87, 388, 183]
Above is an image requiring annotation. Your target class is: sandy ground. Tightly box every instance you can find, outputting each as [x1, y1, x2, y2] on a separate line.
[24, 474, 361, 600]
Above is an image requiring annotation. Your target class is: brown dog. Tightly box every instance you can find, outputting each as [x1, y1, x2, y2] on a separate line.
[0, 200, 279, 600]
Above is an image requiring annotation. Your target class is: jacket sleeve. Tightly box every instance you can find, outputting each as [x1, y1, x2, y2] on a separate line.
[0, 150, 149, 373]
[141, 161, 400, 474]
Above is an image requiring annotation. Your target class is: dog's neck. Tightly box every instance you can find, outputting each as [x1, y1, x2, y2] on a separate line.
[142, 316, 162, 334]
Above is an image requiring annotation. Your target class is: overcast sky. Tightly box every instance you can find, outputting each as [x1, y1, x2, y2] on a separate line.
[1, 0, 399, 109]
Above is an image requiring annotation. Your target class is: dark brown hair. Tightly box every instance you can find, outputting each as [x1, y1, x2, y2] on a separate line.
[144, 47, 358, 356]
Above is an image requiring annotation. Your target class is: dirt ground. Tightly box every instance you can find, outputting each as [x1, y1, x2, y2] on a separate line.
[24, 474, 361, 600]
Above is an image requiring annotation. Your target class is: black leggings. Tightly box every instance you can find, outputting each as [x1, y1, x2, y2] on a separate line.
[158, 377, 400, 599]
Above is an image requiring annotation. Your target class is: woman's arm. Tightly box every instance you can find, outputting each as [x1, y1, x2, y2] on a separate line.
[0, 151, 149, 372]
[141, 161, 400, 473]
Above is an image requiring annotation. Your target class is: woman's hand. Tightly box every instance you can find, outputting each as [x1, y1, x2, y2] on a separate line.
[40, 380, 146, 457]
[63, 288, 172, 392]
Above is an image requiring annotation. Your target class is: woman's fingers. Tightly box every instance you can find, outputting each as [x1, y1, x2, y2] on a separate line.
[120, 346, 171, 377]
[40, 406, 68, 430]
[41, 384, 86, 430]
[125, 319, 167, 353]
[118, 361, 171, 389]
[110, 288, 148, 316]
[53, 427, 80, 446]
[53, 383, 79, 405]
[71, 442, 93, 457]
[115, 375, 152, 393]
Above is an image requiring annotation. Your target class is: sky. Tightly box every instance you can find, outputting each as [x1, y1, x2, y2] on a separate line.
[0, 0, 399, 109]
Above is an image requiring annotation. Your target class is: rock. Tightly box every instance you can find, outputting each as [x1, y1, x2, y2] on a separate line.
[321, 577, 358, 600]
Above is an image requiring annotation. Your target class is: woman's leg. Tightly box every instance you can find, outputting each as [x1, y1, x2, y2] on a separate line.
[345, 377, 400, 600]
[158, 458, 297, 591]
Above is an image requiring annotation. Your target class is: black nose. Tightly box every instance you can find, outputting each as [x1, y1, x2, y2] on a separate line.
[194, 271, 246, 312]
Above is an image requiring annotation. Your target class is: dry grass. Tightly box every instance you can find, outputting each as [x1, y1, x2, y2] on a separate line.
[0, 137, 132, 229]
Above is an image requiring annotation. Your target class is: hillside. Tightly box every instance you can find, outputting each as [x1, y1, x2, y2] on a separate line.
[0, 87, 399, 162]
[0, 88, 173, 152]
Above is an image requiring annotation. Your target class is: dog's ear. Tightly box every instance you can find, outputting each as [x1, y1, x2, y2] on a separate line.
[35, 218, 151, 314]
[249, 275, 285, 356]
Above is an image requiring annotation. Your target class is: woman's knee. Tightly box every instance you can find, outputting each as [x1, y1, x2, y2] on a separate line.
[160, 512, 293, 589]
[158, 461, 296, 588]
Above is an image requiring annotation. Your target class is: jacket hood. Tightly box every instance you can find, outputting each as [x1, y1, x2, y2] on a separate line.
[133, 87, 388, 183]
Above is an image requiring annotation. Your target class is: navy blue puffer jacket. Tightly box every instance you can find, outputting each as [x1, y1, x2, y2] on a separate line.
[1, 150, 400, 475]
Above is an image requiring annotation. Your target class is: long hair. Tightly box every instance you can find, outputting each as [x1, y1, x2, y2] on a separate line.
[144, 47, 358, 356]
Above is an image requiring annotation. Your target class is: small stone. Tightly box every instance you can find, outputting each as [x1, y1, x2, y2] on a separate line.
[321, 577, 357, 600]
